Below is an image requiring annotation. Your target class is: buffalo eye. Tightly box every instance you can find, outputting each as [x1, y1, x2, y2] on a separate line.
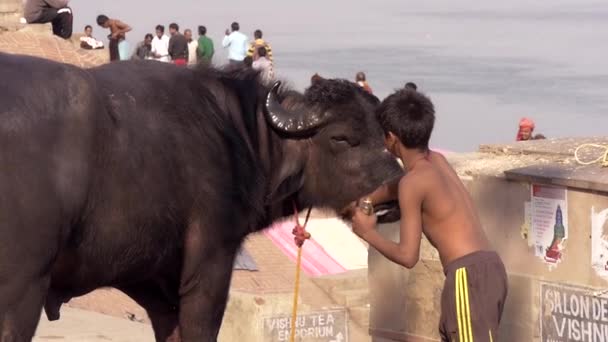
[331, 136, 359, 147]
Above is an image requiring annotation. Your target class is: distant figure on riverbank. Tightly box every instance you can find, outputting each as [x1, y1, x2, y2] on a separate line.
[132, 34, 153, 60]
[516, 117, 546, 141]
[80, 25, 103, 50]
[311, 73, 324, 84]
[222, 22, 248, 66]
[168, 23, 188, 66]
[24, 0, 73, 39]
[355, 72, 373, 94]
[184, 29, 197, 66]
[405, 82, 418, 91]
[151, 25, 170, 63]
[247, 29, 273, 62]
[196, 26, 214, 65]
[96, 15, 131, 62]
[252, 47, 274, 83]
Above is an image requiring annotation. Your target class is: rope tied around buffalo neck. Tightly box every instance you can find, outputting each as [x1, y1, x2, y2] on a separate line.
[574, 143, 608, 167]
[289, 203, 312, 342]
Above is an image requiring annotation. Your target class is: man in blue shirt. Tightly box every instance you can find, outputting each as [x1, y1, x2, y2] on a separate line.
[222, 22, 248, 66]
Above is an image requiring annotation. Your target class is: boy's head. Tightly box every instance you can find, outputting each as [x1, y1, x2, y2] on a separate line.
[254, 29, 263, 39]
[231, 22, 240, 32]
[356, 72, 366, 82]
[405, 82, 418, 91]
[376, 89, 435, 154]
[243, 56, 253, 67]
[169, 23, 179, 35]
[84, 25, 92, 36]
[198, 25, 207, 36]
[155, 25, 165, 37]
[96, 15, 109, 28]
[257, 46, 267, 58]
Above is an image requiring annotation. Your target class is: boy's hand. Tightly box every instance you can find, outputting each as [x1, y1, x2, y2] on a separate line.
[351, 206, 377, 240]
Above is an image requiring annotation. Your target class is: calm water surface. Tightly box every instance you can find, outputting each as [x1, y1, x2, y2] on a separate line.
[72, 0, 608, 151]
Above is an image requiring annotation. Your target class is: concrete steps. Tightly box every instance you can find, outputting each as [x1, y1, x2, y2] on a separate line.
[311, 269, 371, 332]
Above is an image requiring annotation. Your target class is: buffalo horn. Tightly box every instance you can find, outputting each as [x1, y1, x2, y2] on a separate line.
[264, 81, 328, 135]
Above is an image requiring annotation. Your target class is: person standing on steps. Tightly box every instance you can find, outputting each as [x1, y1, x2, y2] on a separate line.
[222, 21, 248, 66]
[96, 15, 132, 62]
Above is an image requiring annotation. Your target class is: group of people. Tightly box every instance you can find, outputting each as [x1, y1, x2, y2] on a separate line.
[85, 18, 275, 82]
[221, 22, 274, 82]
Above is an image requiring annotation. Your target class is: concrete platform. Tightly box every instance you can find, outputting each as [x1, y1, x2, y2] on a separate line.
[34, 308, 154, 342]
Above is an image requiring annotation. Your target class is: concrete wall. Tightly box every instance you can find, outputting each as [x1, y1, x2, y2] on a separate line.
[369, 159, 608, 341]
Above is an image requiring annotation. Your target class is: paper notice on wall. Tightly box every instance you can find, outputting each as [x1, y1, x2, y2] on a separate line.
[531, 184, 568, 265]
[591, 207, 608, 278]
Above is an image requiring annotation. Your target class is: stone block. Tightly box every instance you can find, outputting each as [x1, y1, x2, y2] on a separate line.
[21, 23, 52, 34]
[219, 290, 305, 342]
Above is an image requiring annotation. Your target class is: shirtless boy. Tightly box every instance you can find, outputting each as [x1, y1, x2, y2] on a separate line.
[96, 15, 132, 62]
[349, 89, 508, 342]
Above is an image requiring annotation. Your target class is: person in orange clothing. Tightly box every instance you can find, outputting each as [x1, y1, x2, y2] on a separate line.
[516, 117, 536, 141]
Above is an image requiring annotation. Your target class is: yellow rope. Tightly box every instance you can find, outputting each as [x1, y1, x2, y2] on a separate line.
[574, 143, 608, 167]
[289, 246, 303, 342]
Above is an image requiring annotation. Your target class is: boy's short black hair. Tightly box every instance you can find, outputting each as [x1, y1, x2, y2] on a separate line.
[376, 89, 435, 150]
[405, 82, 418, 90]
[198, 25, 207, 35]
[231, 22, 240, 31]
[254, 29, 263, 39]
[85, 25, 92, 30]
[257, 46, 267, 57]
[145, 33, 153, 40]
[156, 25, 165, 33]
[96, 15, 109, 26]
[169, 23, 179, 31]
[243, 56, 253, 67]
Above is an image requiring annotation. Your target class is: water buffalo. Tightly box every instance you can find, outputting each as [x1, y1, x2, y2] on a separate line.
[0, 53, 402, 341]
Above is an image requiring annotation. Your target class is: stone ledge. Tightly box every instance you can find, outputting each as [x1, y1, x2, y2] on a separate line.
[505, 162, 608, 194]
[479, 136, 608, 158]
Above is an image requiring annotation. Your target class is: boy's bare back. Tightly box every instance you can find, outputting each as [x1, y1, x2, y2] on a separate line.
[400, 151, 491, 267]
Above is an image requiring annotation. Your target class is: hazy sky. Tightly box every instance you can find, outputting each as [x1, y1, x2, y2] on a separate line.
[70, 1, 608, 151]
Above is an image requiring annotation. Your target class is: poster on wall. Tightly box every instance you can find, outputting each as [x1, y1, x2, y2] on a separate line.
[591, 207, 608, 277]
[531, 184, 568, 265]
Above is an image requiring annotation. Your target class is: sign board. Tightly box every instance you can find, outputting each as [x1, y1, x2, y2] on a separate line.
[540, 282, 608, 341]
[262, 309, 348, 342]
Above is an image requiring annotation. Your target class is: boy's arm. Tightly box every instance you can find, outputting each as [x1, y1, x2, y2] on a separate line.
[367, 176, 401, 205]
[112, 20, 132, 38]
[353, 176, 423, 268]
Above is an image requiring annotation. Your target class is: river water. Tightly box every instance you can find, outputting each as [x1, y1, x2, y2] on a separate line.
[72, 0, 608, 151]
